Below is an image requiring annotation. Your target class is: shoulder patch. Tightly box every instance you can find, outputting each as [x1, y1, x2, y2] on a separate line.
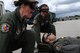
[0, 23, 10, 32]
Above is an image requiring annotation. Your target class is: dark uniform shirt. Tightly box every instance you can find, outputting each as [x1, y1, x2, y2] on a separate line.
[32, 13, 56, 44]
[0, 7, 27, 51]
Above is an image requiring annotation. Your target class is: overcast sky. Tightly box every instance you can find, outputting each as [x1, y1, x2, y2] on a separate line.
[2, 0, 80, 17]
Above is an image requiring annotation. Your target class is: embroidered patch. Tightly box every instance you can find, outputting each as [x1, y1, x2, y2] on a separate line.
[0, 23, 10, 32]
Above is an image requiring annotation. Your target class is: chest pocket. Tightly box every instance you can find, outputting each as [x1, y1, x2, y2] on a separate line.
[40, 17, 50, 27]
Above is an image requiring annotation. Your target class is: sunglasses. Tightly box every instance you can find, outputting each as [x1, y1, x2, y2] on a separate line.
[41, 9, 49, 13]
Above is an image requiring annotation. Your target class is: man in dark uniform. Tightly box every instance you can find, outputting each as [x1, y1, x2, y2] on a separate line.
[32, 4, 56, 44]
[0, 0, 38, 53]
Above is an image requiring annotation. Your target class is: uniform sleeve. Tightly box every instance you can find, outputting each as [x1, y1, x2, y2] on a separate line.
[0, 16, 14, 52]
[50, 12, 56, 23]
[0, 16, 13, 35]
[49, 13, 53, 24]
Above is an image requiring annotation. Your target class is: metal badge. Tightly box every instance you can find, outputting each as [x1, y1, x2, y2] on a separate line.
[16, 29, 21, 35]
[56, 44, 62, 51]
[22, 24, 25, 31]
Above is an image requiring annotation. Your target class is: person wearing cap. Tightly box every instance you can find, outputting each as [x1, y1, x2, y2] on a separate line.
[0, 0, 38, 53]
[32, 4, 56, 45]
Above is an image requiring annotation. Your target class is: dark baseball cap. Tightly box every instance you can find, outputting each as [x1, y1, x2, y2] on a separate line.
[14, 0, 38, 10]
[39, 4, 49, 12]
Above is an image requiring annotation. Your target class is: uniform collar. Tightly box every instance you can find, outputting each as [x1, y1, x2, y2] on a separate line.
[15, 7, 22, 23]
